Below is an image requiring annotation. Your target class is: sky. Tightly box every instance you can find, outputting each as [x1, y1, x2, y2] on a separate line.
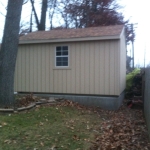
[0, 0, 150, 67]
[118, 0, 150, 67]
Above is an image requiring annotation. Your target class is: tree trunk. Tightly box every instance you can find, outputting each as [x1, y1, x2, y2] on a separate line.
[0, 0, 23, 107]
[39, 0, 47, 30]
[30, 0, 40, 29]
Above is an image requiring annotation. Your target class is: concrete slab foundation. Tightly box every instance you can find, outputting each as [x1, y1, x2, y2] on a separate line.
[31, 91, 125, 110]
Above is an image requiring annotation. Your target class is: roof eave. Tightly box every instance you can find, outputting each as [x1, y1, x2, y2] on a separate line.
[19, 35, 120, 44]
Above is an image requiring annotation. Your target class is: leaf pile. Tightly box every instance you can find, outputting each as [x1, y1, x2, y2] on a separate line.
[90, 106, 150, 150]
[16, 94, 39, 107]
[56, 100, 86, 109]
[54, 99, 150, 150]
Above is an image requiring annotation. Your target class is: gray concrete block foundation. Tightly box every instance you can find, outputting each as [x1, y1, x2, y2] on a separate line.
[48, 92, 124, 110]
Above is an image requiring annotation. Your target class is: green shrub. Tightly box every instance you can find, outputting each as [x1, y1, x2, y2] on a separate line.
[126, 68, 140, 91]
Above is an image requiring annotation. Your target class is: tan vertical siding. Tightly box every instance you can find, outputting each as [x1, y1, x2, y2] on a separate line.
[53, 70, 58, 93]
[109, 41, 115, 95]
[49, 44, 54, 92]
[21, 46, 26, 91]
[99, 42, 105, 94]
[75, 44, 81, 93]
[41, 45, 46, 92]
[94, 42, 100, 94]
[33, 45, 38, 92]
[89, 42, 95, 94]
[85, 43, 90, 94]
[104, 41, 110, 95]
[71, 43, 76, 93]
[15, 40, 121, 95]
[45, 44, 50, 92]
[29, 46, 33, 91]
[62, 70, 67, 93]
[80, 43, 85, 94]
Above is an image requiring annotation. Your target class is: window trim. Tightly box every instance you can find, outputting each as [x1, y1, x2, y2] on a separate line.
[55, 46, 69, 68]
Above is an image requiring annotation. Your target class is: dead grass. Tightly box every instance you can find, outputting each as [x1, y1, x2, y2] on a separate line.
[0, 102, 101, 150]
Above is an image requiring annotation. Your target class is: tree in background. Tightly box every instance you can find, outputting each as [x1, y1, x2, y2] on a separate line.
[62, 0, 125, 28]
[60, 0, 135, 44]
[30, 0, 48, 31]
[0, 0, 24, 107]
[48, 0, 58, 29]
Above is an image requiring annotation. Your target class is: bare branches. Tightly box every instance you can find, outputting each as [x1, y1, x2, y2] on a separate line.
[23, 0, 29, 5]
[0, 11, 5, 17]
[48, 0, 57, 29]
[30, 0, 40, 29]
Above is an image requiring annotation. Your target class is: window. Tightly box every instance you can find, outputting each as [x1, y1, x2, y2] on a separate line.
[56, 46, 68, 67]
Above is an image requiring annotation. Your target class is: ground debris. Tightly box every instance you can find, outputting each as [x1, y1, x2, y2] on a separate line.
[53, 99, 150, 150]
[89, 105, 150, 150]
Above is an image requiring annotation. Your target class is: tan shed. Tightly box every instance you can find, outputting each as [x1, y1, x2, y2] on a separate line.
[15, 25, 126, 110]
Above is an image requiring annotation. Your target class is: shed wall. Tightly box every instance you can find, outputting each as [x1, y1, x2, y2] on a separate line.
[119, 30, 126, 93]
[15, 40, 120, 95]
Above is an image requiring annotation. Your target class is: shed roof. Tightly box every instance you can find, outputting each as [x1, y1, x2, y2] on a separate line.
[19, 25, 124, 44]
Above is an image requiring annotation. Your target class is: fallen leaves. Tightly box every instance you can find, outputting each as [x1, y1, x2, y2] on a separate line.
[0, 122, 7, 127]
[40, 142, 44, 146]
[90, 106, 150, 150]
[1, 98, 149, 150]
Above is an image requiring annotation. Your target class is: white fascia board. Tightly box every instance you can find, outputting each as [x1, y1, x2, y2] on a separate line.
[119, 26, 125, 38]
[19, 35, 120, 44]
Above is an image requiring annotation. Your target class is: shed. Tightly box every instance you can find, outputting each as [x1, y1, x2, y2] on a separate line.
[15, 25, 126, 110]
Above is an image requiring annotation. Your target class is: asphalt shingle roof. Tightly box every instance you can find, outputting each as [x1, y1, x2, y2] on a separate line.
[20, 25, 124, 42]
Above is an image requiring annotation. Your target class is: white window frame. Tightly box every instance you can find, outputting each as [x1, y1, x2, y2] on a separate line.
[55, 46, 69, 67]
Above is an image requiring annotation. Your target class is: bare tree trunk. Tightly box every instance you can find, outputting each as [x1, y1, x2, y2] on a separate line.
[49, 0, 57, 30]
[30, 0, 47, 31]
[0, 0, 23, 107]
[30, 0, 40, 29]
[39, 0, 48, 30]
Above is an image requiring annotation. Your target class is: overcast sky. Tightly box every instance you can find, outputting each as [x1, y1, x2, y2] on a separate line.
[0, 0, 150, 66]
[119, 0, 150, 66]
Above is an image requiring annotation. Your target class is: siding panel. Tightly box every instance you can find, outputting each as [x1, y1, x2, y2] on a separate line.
[75, 43, 81, 93]
[80, 43, 85, 94]
[104, 41, 110, 95]
[37, 45, 42, 92]
[21, 46, 26, 91]
[33, 45, 38, 92]
[84, 43, 90, 94]
[50, 44, 54, 92]
[16, 50, 22, 91]
[29, 46, 34, 91]
[89, 42, 95, 94]
[62, 70, 67, 93]
[66, 69, 71, 93]
[109, 41, 115, 95]
[45, 44, 50, 92]
[94, 42, 100, 94]
[41, 45, 46, 92]
[53, 70, 58, 93]
[71, 43, 76, 93]
[99, 42, 105, 94]
[15, 39, 122, 96]
[58, 70, 63, 93]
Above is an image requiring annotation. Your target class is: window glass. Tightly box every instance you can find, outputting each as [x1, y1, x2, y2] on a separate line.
[56, 46, 68, 67]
